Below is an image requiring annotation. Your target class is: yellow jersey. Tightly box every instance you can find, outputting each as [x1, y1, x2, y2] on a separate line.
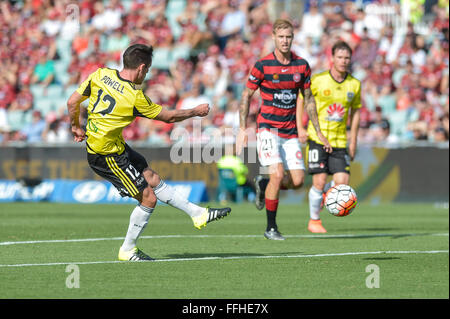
[76, 68, 162, 155]
[307, 71, 361, 149]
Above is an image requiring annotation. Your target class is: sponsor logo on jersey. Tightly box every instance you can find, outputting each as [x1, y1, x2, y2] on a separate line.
[249, 74, 258, 82]
[326, 103, 345, 122]
[347, 92, 355, 101]
[272, 73, 280, 83]
[273, 90, 297, 105]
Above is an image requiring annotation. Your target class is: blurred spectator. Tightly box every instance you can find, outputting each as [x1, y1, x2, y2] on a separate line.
[353, 5, 384, 40]
[0, 107, 10, 139]
[40, 7, 63, 37]
[407, 120, 429, 141]
[411, 34, 428, 68]
[378, 25, 403, 65]
[41, 112, 70, 144]
[222, 99, 240, 131]
[200, 60, 230, 104]
[432, 126, 448, 142]
[299, 0, 325, 43]
[30, 54, 56, 87]
[91, 0, 123, 32]
[18, 110, 46, 144]
[367, 106, 399, 143]
[292, 33, 320, 69]
[0, 77, 16, 109]
[9, 85, 33, 112]
[217, 0, 246, 51]
[176, 0, 210, 49]
[353, 33, 378, 69]
[103, 29, 130, 58]
[177, 81, 212, 113]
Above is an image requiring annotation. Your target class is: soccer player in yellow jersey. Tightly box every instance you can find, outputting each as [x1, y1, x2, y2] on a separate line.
[67, 44, 231, 261]
[305, 40, 361, 233]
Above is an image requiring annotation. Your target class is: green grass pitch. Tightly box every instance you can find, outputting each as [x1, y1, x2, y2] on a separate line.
[0, 201, 448, 299]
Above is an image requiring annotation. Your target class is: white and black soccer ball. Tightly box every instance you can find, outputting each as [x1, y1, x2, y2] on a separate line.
[325, 184, 358, 217]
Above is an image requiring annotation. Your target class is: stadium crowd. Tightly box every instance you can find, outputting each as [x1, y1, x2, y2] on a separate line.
[0, 0, 448, 146]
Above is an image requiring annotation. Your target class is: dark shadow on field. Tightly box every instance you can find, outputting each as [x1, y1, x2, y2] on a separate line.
[164, 252, 302, 259]
[355, 228, 399, 232]
[313, 232, 439, 240]
[362, 257, 401, 261]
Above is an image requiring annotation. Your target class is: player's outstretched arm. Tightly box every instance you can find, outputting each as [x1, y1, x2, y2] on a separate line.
[154, 103, 210, 123]
[67, 91, 87, 142]
[303, 87, 332, 153]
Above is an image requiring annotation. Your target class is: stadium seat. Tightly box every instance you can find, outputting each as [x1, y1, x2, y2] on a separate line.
[53, 97, 68, 114]
[34, 98, 55, 116]
[389, 110, 408, 138]
[30, 85, 46, 100]
[377, 95, 397, 114]
[7, 110, 26, 132]
[216, 169, 244, 203]
[56, 37, 73, 62]
[23, 110, 33, 126]
[64, 85, 79, 99]
[54, 60, 70, 85]
[46, 84, 63, 98]
[165, 0, 187, 40]
[120, 0, 132, 12]
[171, 45, 191, 63]
[151, 47, 171, 70]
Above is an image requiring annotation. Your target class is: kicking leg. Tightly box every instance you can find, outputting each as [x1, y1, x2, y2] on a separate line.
[144, 168, 231, 229]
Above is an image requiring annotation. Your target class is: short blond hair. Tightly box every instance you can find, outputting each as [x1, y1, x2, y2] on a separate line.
[272, 19, 293, 34]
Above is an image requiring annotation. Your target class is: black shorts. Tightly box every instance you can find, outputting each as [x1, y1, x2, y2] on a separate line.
[87, 144, 148, 197]
[307, 140, 350, 175]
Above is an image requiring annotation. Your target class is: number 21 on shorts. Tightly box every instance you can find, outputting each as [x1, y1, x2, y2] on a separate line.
[261, 135, 275, 159]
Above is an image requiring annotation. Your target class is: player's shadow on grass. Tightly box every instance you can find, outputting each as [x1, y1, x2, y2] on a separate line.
[164, 252, 302, 259]
[355, 228, 399, 232]
[319, 232, 435, 240]
[362, 257, 401, 261]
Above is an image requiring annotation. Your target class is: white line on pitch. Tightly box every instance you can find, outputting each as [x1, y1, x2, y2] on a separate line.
[0, 232, 448, 246]
[0, 250, 448, 268]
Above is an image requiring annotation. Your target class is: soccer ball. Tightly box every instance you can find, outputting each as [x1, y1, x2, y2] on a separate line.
[324, 184, 358, 217]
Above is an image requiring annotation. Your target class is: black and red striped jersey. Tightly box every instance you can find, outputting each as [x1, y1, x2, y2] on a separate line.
[246, 51, 311, 138]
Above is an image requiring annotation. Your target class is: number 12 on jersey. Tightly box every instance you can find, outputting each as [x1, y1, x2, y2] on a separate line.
[91, 88, 116, 115]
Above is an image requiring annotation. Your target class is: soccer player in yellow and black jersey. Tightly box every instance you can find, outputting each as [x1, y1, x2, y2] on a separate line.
[67, 44, 231, 261]
[304, 40, 361, 233]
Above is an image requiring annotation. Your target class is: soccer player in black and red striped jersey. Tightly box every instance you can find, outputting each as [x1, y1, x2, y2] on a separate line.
[236, 19, 332, 240]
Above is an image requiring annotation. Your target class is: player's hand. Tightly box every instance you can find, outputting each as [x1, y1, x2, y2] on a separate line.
[71, 126, 86, 142]
[236, 128, 248, 155]
[194, 103, 210, 117]
[298, 127, 308, 144]
[317, 132, 332, 153]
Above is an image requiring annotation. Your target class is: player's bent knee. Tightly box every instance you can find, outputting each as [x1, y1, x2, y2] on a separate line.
[292, 179, 304, 189]
[143, 168, 161, 188]
[139, 186, 157, 207]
